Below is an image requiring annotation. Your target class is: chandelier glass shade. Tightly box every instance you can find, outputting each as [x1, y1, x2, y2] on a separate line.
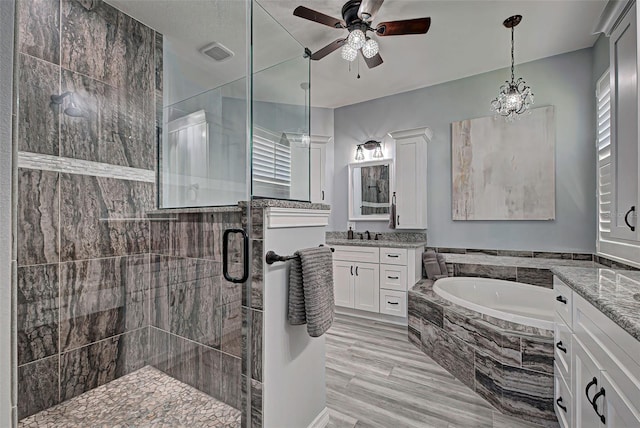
[341, 44, 358, 62]
[490, 15, 534, 120]
[347, 29, 366, 50]
[362, 38, 379, 59]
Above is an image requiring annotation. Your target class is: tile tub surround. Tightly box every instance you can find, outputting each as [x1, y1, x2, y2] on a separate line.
[408, 280, 556, 426]
[439, 253, 602, 288]
[552, 267, 640, 341]
[14, 0, 161, 419]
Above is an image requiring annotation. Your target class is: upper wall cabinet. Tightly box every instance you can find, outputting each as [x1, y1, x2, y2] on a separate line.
[609, 2, 640, 241]
[389, 127, 432, 230]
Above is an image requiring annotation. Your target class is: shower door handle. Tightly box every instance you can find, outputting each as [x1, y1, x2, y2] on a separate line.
[223, 229, 250, 284]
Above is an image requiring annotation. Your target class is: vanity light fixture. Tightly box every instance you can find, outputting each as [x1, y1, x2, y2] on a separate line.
[490, 15, 534, 120]
[355, 140, 383, 160]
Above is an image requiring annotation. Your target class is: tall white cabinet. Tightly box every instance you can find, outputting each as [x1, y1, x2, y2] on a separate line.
[609, 2, 639, 241]
[309, 136, 331, 204]
[388, 127, 432, 230]
[597, 1, 640, 265]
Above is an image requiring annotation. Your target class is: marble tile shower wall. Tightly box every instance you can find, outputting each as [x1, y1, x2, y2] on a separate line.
[15, 0, 159, 419]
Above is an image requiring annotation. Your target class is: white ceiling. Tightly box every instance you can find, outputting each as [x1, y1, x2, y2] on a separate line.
[258, 0, 608, 108]
[107, 0, 607, 109]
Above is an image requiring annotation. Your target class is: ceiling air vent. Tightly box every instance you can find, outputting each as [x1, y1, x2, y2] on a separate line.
[200, 42, 234, 62]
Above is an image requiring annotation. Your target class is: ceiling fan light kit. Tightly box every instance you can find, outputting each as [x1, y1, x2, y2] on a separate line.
[293, 0, 431, 70]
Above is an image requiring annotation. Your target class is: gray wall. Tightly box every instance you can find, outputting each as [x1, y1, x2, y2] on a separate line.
[0, 0, 16, 424]
[331, 48, 597, 252]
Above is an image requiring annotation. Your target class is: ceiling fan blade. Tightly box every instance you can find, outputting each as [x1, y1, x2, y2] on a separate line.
[310, 39, 347, 61]
[358, 0, 384, 21]
[363, 52, 383, 68]
[293, 6, 344, 28]
[376, 17, 431, 36]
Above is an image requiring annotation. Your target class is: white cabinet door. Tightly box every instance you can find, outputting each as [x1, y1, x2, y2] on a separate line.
[396, 138, 420, 229]
[574, 339, 604, 428]
[353, 262, 379, 313]
[609, 3, 639, 240]
[333, 261, 354, 308]
[600, 371, 640, 428]
[310, 143, 326, 203]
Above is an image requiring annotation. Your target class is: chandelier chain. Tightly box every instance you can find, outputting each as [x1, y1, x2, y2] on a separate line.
[511, 26, 515, 83]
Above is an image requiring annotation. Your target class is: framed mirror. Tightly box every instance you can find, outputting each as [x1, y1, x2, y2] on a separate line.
[349, 159, 393, 221]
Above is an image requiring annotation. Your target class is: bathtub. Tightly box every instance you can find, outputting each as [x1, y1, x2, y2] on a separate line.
[433, 277, 554, 330]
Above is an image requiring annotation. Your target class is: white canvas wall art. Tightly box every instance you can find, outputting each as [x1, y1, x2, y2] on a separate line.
[452, 106, 556, 220]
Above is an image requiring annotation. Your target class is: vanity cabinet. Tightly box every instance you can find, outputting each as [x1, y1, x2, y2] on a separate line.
[553, 276, 640, 428]
[332, 245, 422, 319]
[389, 127, 431, 230]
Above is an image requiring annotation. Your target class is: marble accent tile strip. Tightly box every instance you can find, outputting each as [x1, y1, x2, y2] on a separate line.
[18, 151, 155, 183]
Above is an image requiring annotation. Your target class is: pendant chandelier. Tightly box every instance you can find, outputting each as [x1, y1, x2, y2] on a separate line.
[490, 15, 534, 120]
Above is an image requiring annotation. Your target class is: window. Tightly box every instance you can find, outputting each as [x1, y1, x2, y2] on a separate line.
[597, 70, 611, 244]
[252, 127, 291, 195]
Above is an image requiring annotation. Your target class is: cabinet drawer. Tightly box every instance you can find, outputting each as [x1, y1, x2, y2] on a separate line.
[380, 248, 407, 265]
[554, 321, 572, 385]
[554, 363, 572, 428]
[553, 277, 573, 328]
[380, 264, 407, 291]
[333, 246, 379, 263]
[379, 289, 407, 317]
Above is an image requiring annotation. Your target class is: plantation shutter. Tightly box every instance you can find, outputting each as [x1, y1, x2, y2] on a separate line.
[597, 70, 612, 244]
[252, 127, 291, 187]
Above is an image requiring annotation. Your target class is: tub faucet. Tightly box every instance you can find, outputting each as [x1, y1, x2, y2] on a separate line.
[365, 230, 371, 240]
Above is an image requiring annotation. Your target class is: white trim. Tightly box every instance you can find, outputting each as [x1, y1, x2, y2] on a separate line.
[309, 135, 332, 145]
[307, 407, 330, 428]
[265, 208, 330, 229]
[387, 126, 433, 141]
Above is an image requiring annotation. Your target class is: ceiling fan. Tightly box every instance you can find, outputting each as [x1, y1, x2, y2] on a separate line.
[293, 0, 431, 69]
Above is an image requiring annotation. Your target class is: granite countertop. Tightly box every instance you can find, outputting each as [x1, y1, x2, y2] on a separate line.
[552, 266, 640, 341]
[443, 253, 600, 269]
[326, 238, 427, 249]
[240, 199, 331, 210]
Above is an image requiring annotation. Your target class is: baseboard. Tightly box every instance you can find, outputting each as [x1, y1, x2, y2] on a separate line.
[307, 407, 330, 428]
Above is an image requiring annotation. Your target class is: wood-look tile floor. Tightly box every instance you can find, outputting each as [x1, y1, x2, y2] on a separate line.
[326, 314, 544, 428]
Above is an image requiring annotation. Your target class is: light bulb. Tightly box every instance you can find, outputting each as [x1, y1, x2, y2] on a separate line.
[362, 38, 379, 59]
[341, 44, 357, 62]
[355, 145, 365, 161]
[373, 144, 383, 158]
[347, 29, 366, 50]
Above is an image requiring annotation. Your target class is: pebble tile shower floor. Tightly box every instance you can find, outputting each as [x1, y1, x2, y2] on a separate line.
[18, 366, 241, 427]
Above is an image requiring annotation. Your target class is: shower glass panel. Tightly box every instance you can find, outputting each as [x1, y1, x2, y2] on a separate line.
[252, 2, 311, 201]
[162, 77, 248, 208]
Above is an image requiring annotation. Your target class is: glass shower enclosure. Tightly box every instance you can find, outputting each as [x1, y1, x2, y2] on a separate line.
[10, 0, 309, 426]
